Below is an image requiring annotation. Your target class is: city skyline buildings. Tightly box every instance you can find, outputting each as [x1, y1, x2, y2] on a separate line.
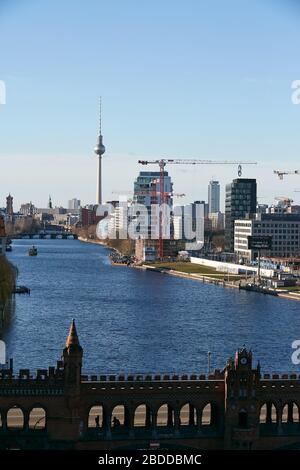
[1, 1, 300, 209]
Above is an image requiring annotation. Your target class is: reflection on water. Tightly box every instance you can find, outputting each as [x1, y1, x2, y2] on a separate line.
[2, 239, 300, 374]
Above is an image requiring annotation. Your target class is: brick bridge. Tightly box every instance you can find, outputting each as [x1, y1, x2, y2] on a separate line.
[0, 321, 300, 450]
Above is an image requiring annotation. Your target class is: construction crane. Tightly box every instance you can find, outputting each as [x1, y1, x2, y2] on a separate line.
[274, 170, 299, 180]
[138, 158, 257, 258]
[111, 190, 185, 198]
[274, 196, 293, 207]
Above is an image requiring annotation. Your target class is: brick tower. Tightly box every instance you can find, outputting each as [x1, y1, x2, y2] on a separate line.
[63, 319, 83, 392]
[62, 319, 83, 439]
[224, 348, 261, 450]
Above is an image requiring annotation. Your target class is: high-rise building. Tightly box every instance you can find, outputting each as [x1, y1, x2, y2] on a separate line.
[133, 171, 173, 238]
[68, 198, 81, 210]
[208, 180, 220, 214]
[225, 178, 257, 252]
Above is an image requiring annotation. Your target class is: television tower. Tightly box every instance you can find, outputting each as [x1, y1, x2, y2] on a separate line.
[93, 98, 106, 204]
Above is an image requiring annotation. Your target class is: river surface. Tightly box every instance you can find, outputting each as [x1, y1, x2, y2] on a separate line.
[2, 239, 300, 375]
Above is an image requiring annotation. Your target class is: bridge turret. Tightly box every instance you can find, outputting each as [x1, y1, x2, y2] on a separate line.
[224, 348, 261, 450]
[63, 319, 83, 392]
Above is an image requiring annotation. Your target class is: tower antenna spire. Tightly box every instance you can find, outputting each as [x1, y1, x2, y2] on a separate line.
[94, 96, 106, 205]
[99, 96, 102, 135]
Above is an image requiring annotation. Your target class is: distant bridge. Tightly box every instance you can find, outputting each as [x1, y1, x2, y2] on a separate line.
[13, 233, 78, 240]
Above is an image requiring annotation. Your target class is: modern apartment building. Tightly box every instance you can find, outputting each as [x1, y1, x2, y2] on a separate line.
[234, 213, 300, 261]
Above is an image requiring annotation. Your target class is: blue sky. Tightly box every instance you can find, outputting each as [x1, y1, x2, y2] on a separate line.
[1, 0, 300, 209]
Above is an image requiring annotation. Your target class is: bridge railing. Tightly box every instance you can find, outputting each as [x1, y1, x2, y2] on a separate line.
[80, 371, 224, 383]
[262, 373, 300, 380]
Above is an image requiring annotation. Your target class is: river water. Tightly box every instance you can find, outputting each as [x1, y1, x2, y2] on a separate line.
[2, 239, 299, 375]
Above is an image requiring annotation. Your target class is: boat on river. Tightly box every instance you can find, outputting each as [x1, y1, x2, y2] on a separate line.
[13, 285, 31, 294]
[28, 246, 38, 256]
[239, 283, 278, 296]
[109, 252, 133, 266]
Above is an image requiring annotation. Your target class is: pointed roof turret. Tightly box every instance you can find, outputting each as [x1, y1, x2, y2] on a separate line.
[65, 319, 81, 349]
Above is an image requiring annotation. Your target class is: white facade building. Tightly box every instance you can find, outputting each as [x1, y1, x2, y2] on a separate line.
[68, 198, 81, 210]
[107, 203, 129, 239]
[234, 214, 300, 261]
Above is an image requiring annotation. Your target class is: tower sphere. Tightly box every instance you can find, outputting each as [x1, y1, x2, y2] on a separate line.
[94, 134, 105, 156]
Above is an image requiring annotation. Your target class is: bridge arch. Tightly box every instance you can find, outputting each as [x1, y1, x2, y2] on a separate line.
[7, 405, 25, 430]
[87, 404, 104, 428]
[260, 402, 279, 424]
[111, 404, 131, 429]
[179, 402, 197, 426]
[201, 402, 219, 426]
[281, 402, 300, 423]
[28, 405, 47, 430]
[156, 403, 175, 427]
[133, 403, 153, 428]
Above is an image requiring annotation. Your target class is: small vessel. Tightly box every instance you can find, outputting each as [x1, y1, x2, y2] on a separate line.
[28, 246, 38, 256]
[5, 245, 12, 252]
[239, 283, 278, 296]
[109, 252, 132, 266]
[13, 285, 31, 294]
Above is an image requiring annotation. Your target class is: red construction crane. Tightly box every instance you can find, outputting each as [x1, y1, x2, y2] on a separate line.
[138, 158, 257, 258]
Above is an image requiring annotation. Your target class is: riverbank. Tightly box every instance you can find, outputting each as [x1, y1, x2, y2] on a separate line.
[78, 236, 123, 259]
[79, 238, 300, 301]
[136, 264, 240, 289]
[0, 256, 18, 330]
[137, 264, 300, 301]
[78, 236, 106, 246]
[77, 232, 134, 255]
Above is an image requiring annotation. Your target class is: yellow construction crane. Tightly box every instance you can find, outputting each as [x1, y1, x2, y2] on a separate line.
[274, 170, 299, 180]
